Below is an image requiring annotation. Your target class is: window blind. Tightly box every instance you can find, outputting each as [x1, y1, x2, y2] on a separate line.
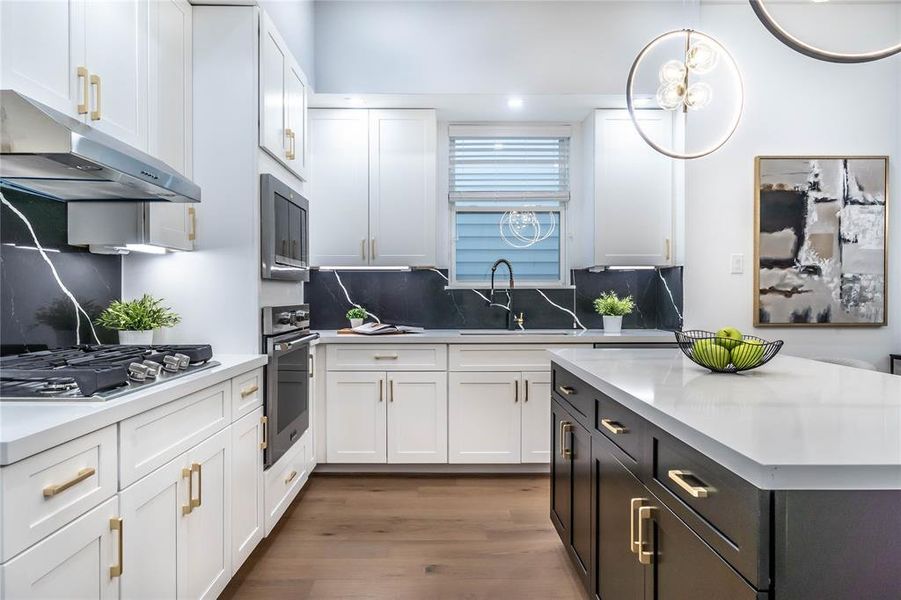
[449, 136, 571, 201]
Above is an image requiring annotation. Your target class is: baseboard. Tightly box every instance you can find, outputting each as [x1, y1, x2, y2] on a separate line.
[314, 463, 551, 475]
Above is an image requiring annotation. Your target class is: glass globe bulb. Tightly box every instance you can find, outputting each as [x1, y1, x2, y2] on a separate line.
[658, 59, 687, 84]
[686, 42, 719, 74]
[656, 83, 686, 111]
[684, 82, 713, 110]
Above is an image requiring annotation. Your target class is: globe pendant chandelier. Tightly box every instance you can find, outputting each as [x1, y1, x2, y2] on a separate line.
[626, 29, 744, 160]
[499, 210, 557, 249]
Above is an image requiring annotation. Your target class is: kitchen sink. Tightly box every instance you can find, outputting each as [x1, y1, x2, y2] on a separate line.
[458, 330, 575, 336]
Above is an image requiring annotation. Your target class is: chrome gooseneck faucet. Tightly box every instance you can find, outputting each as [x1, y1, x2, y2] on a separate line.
[488, 258, 522, 330]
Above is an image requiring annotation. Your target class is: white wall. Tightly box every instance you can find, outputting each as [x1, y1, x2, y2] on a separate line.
[313, 0, 690, 94]
[684, 2, 901, 370]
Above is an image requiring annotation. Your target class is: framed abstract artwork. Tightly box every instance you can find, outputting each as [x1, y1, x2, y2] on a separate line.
[754, 156, 888, 327]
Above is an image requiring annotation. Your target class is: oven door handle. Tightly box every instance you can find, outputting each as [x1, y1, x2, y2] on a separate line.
[271, 333, 319, 355]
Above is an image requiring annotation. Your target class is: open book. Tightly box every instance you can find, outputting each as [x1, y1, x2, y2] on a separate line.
[351, 323, 424, 336]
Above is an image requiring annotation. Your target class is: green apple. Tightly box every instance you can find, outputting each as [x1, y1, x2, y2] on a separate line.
[692, 338, 731, 370]
[715, 326, 744, 350]
[731, 340, 765, 369]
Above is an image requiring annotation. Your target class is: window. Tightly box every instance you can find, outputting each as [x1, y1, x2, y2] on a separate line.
[449, 126, 570, 287]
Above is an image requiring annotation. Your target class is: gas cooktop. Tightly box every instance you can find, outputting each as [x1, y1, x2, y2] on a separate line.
[0, 345, 219, 401]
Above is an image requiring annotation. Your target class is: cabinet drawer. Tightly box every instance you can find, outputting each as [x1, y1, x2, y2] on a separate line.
[449, 344, 586, 371]
[551, 366, 593, 421]
[650, 427, 769, 589]
[232, 367, 264, 420]
[326, 344, 446, 371]
[119, 381, 231, 487]
[595, 394, 642, 464]
[0, 426, 117, 562]
[265, 430, 310, 535]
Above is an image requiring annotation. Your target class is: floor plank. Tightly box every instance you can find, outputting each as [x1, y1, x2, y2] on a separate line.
[222, 474, 588, 600]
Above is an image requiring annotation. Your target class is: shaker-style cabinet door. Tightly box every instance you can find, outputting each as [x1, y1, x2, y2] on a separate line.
[182, 427, 231, 600]
[309, 109, 371, 266]
[284, 58, 309, 181]
[448, 371, 521, 464]
[0, 0, 87, 119]
[521, 372, 552, 463]
[593, 109, 674, 266]
[83, 0, 148, 149]
[386, 371, 448, 464]
[259, 10, 287, 164]
[326, 371, 388, 463]
[0, 497, 121, 600]
[230, 407, 265, 574]
[146, 0, 194, 251]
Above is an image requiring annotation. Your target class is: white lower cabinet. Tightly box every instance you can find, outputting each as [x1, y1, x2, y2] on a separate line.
[264, 430, 310, 536]
[386, 372, 448, 464]
[0, 496, 121, 600]
[521, 373, 552, 464]
[448, 372, 522, 464]
[326, 371, 387, 463]
[118, 427, 230, 600]
[230, 407, 264, 574]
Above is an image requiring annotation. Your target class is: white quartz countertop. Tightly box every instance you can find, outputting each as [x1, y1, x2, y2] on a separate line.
[0, 354, 267, 466]
[550, 348, 901, 490]
[314, 329, 677, 345]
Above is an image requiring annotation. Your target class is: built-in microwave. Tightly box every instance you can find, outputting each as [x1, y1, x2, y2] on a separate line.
[261, 174, 309, 282]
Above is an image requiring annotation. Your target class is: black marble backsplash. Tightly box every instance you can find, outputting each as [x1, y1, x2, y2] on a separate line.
[308, 266, 683, 331]
[1, 188, 120, 354]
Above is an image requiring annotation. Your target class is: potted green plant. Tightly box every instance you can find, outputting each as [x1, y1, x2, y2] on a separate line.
[346, 307, 367, 328]
[95, 294, 181, 345]
[593, 291, 634, 334]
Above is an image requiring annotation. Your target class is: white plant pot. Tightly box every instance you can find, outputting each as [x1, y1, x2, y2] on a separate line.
[349, 318, 364, 328]
[602, 315, 623, 334]
[119, 330, 153, 345]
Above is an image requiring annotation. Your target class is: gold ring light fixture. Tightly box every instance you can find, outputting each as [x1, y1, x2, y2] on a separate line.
[626, 29, 744, 160]
[749, 0, 901, 63]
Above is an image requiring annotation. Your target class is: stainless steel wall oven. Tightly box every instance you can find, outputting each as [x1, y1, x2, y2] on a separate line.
[262, 304, 317, 468]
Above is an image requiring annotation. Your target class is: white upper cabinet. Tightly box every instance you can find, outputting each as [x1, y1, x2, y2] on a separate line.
[309, 109, 371, 266]
[368, 110, 437, 267]
[83, 0, 147, 149]
[146, 0, 194, 251]
[0, 0, 86, 119]
[309, 108, 437, 268]
[259, 10, 309, 181]
[592, 109, 674, 267]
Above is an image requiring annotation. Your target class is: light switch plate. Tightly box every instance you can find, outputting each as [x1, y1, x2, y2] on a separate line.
[730, 253, 744, 274]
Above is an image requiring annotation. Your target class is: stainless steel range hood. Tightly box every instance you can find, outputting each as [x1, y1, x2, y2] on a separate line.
[0, 90, 200, 203]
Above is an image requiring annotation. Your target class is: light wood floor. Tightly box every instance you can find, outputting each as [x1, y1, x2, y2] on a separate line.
[221, 474, 587, 600]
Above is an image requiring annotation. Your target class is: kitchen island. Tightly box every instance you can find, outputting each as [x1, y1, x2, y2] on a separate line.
[549, 348, 901, 600]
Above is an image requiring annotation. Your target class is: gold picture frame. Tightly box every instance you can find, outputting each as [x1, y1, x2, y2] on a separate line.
[754, 156, 889, 327]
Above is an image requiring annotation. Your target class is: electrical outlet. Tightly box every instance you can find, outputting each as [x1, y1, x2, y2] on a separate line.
[730, 253, 744, 274]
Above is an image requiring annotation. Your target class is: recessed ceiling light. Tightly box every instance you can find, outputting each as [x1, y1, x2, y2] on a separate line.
[507, 97, 524, 109]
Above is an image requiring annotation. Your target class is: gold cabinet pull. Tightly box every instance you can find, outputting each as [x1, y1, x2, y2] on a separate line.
[557, 385, 575, 396]
[76, 66, 89, 114]
[637, 505, 656, 564]
[285, 469, 298, 484]
[524, 379, 529, 402]
[361, 238, 367, 260]
[561, 423, 573, 459]
[514, 379, 519, 403]
[260, 415, 269, 450]
[370, 237, 376, 259]
[374, 354, 398, 360]
[181, 467, 193, 515]
[191, 463, 202, 509]
[667, 469, 713, 498]
[629, 498, 645, 554]
[188, 207, 197, 241]
[43, 467, 95, 497]
[600, 419, 628, 435]
[665, 238, 671, 262]
[285, 127, 295, 160]
[109, 517, 124, 578]
[89, 73, 102, 120]
[240, 383, 259, 398]
[389, 379, 394, 402]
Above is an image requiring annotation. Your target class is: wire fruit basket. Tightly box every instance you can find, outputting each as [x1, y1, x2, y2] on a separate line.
[675, 330, 784, 373]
